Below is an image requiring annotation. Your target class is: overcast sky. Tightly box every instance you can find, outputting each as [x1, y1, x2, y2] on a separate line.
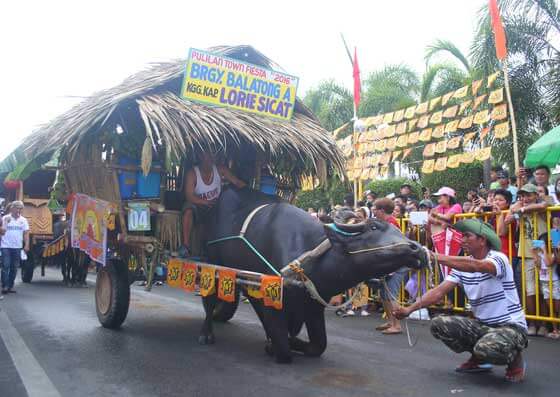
[0, 0, 486, 159]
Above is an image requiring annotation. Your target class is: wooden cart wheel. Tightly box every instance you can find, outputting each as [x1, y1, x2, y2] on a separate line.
[95, 259, 130, 329]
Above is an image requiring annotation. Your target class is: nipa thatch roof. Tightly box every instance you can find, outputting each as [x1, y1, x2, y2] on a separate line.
[19, 45, 344, 180]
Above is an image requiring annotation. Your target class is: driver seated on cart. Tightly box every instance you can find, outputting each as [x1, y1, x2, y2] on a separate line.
[179, 152, 246, 257]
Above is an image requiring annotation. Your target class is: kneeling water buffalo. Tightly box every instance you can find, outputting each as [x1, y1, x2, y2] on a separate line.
[200, 187, 428, 363]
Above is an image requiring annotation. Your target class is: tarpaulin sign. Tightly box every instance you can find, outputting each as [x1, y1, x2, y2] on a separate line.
[70, 193, 111, 266]
[260, 275, 283, 310]
[181, 48, 299, 121]
[217, 269, 236, 303]
[199, 266, 216, 297]
[166, 259, 182, 288]
[181, 262, 197, 292]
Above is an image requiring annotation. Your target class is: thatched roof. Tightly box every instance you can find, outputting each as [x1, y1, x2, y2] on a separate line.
[19, 45, 344, 179]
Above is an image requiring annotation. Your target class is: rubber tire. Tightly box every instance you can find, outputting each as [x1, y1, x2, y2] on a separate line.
[21, 252, 34, 283]
[212, 291, 240, 322]
[95, 259, 130, 329]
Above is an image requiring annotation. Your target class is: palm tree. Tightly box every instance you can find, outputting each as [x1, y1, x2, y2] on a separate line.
[303, 80, 354, 133]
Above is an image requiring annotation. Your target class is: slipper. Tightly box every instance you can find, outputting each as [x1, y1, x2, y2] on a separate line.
[382, 328, 402, 335]
[505, 360, 526, 383]
[375, 323, 391, 331]
[455, 362, 493, 373]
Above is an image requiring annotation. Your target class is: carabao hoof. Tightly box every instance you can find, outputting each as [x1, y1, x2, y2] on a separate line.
[264, 340, 274, 356]
[198, 334, 215, 345]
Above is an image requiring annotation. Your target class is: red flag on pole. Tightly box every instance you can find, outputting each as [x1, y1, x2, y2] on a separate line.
[353, 47, 361, 109]
[489, 0, 507, 60]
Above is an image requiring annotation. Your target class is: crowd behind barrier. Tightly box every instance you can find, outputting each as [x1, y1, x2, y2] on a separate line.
[313, 178, 560, 337]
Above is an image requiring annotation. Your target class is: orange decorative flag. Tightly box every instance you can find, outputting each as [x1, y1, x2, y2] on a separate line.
[218, 269, 236, 302]
[473, 95, 488, 111]
[432, 124, 445, 139]
[416, 102, 429, 115]
[471, 80, 483, 96]
[487, 71, 500, 88]
[383, 112, 394, 124]
[490, 103, 508, 120]
[434, 157, 448, 172]
[447, 154, 462, 169]
[459, 115, 474, 129]
[392, 150, 402, 162]
[368, 167, 379, 179]
[393, 109, 405, 122]
[453, 85, 469, 99]
[443, 105, 458, 119]
[379, 165, 389, 177]
[419, 128, 432, 142]
[430, 110, 443, 125]
[360, 168, 370, 180]
[447, 136, 461, 150]
[429, 96, 442, 111]
[384, 124, 396, 138]
[463, 132, 476, 145]
[181, 262, 197, 292]
[489, 0, 507, 60]
[261, 275, 283, 310]
[386, 137, 397, 150]
[167, 259, 183, 288]
[476, 147, 492, 161]
[422, 159, 435, 174]
[395, 122, 406, 135]
[488, 87, 504, 104]
[435, 140, 447, 154]
[442, 91, 454, 106]
[494, 121, 510, 139]
[372, 115, 384, 125]
[199, 266, 216, 297]
[408, 131, 419, 144]
[353, 47, 361, 109]
[461, 152, 475, 164]
[417, 115, 430, 129]
[405, 106, 416, 119]
[423, 143, 436, 158]
[396, 134, 408, 148]
[380, 152, 392, 166]
[401, 148, 413, 161]
[445, 120, 459, 133]
[408, 118, 418, 131]
[375, 139, 386, 152]
[480, 127, 491, 141]
[458, 100, 473, 115]
[474, 109, 489, 125]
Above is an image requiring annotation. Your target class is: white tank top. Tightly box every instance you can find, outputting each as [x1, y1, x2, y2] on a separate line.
[194, 165, 221, 201]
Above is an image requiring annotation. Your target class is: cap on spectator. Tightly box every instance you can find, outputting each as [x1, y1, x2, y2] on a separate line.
[497, 170, 509, 179]
[432, 187, 456, 198]
[418, 199, 433, 209]
[518, 183, 538, 194]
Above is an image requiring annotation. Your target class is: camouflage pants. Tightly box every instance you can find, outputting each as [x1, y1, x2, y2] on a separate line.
[430, 315, 528, 365]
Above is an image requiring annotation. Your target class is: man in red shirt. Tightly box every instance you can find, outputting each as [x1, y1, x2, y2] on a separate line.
[372, 198, 400, 229]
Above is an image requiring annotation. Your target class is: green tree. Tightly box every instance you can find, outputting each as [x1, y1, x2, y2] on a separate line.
[303, 80, 354, 133]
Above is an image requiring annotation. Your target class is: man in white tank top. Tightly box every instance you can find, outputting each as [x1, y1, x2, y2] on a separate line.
[180, 152, 245, 257]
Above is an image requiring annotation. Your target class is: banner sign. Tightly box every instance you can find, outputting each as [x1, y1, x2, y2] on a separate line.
[70, 193, 112, 266]
[181, 262, 197, 292]
[181, 48, 299, 121]
[127, 202, 151, 231]
[218, 269, 236, 303]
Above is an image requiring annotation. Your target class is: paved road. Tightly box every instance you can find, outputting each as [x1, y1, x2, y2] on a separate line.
[0, 268, 558, 397]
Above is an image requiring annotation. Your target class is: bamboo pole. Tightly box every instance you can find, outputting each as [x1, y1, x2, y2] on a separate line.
[502, 62, 520, 171]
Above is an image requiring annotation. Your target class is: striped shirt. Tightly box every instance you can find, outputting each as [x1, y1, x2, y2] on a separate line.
[446, 250, 527, 329]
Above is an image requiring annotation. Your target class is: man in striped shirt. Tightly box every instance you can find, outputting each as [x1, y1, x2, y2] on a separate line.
[394, 219, 528, 383]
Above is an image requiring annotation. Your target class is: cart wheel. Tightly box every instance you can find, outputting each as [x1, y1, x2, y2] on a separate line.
[213, 291, 240, 322]
[95, 259, 130, 329]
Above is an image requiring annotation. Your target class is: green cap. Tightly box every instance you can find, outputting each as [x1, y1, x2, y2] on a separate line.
[518, 183, 538, 194]
[452, 219, 501, 251]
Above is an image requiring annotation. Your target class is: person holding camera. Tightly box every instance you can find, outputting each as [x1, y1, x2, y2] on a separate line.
[1, 201, 30, 294]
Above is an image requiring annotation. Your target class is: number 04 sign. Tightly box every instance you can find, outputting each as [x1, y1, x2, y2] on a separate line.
[128, 202, 151, 231]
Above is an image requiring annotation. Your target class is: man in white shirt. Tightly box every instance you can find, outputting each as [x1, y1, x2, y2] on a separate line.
[0, 201, 30, 294]
[394, 219, 528, 383]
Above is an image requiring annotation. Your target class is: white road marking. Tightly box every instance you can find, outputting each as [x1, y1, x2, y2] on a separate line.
[0, 309, 61, 397]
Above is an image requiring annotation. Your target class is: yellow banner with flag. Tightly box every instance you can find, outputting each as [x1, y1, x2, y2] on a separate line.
[218, 269, 236, 303]
[261, 275, 283, 310]
[199, 266, 216, 296]
[167, 259, 183, 288]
